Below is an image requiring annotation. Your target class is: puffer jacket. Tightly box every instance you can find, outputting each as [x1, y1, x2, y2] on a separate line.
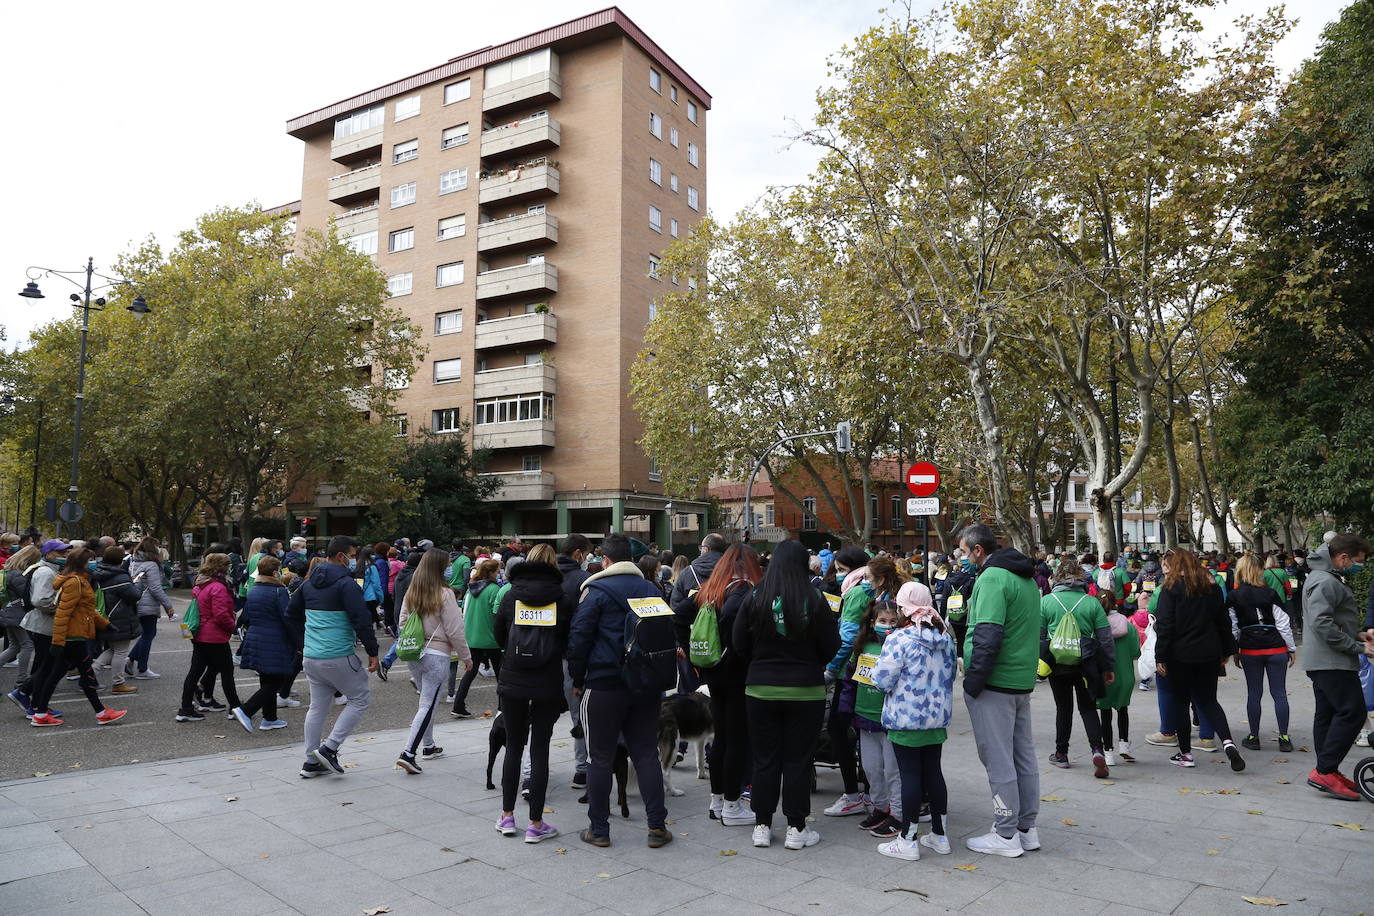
[240, 580, 298, 675]
[872, 622, 957, 732]
[129, 551, 173, 617]
[20, 560, 63, 636]
[91, 561, 143, 642]
[50, 572, 108, 646]
[494, 560, 573, 701]
[191, 576, 237, 644]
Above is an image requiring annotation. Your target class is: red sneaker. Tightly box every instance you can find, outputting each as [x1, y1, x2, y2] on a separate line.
[95, 709, 127, 725]
[1307, 769, 1359, 801]
[1333, 771, 1359, 793]
[30, 713, 63, 727]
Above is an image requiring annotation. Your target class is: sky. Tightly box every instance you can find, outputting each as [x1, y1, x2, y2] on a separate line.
[0, 0, 1352, 349]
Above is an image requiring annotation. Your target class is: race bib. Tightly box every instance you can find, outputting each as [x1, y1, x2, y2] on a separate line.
[1288, 578, 1298, 589]
[824, 593, 841, 615]
[627, 596, 674, 618]
[935, 571, 948, 581]
[514, 601, 556, 627]
[947, 593, 964, 611]
[1143, 580, 1157, 591]
[854, 652, 878, 686]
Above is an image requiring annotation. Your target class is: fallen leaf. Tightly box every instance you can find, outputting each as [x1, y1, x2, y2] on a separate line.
[129, 760, 140, 763]
[1216, 788, 1241, 795]
[1206, 849, 1221, 855]
[212, 735, 227, 740]
[224, 796, 238, 803]
[76, 824, 93, 830]
[343, 763, 360, 769]
[1296, 747, 1310, 753]
[363, 908, 391, 916]
[679, 832, 689, 836]
[1246, 810, 1263, 815]
[67, 763, 82, 770]
[31, 772, 51, 778]
[1332, 823, 1365, 831]
[719, 849, 738, 856]
[1272, 758, 1288, 764]
[665, 819, 676, 825]
[543, 807, 555, 814]
[553, 742, 568, 748]
[1039, 794, 1066, 802]
[883, 887, 929, 897]
[258, 854, 270, 859]
[1218, 835, 1232, 839]
[1241, 895, 1287, 907]
[440, 847, 455, 853]
[341, 802, 354, 806]
[1062, 818, 1078, 827]
[229, 755, 248, 761]
[554, 847, 567, 854]
[482, 710, 494, 718]
[1276, 779, 1290, 785]
[1099, 780, 1115, 786]
[953, 864, 978, 871]
[596, 872, 611, 879]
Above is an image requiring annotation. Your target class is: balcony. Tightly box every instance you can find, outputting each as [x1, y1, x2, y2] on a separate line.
[483, 72, 562, 115]
[472, 417, 556, 450]
[475, 261, 558, 300]
[474, 311, 558, 350]
[481, 470, 556, 502]
[331, 125, 383, 162]
[327, 163, 381, 203]
[477, 211, 558, 253]
[333, 204, 378, 239]
[479, 165, 559, 205]
[480, 115, 561, 159]
[473, 363, 557, 400]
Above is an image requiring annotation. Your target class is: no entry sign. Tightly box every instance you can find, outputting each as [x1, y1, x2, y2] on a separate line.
[906, 462, 940, 498]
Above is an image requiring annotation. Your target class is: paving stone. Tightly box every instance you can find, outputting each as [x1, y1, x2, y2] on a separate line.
[0, 841, 86, 884]
[0, 863, 117, 911]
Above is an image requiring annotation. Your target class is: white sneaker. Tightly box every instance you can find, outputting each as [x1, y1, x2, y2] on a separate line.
[919, 833, 951, 855]
[709, 793, 723, 819]
[1117, 739, 1135, 761]
[721, 799, 753, 826]
[333, 695, 347, 706]
[878, 836, 920, 860]
[445, 695, 457, 704]
[823, 793, 867, 817]
[279, 697, 302, 708]
[966, 831, 1024, 857]
[751, 824, 771, 848]
[134, 670, 161, 680]
[784, 826, 820, 849]
[1018, 827, 1040, 851]
[1103, 750, 1117, 767]
[1356, 730, 1371, 749]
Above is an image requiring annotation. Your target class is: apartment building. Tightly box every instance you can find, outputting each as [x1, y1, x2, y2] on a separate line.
[282, 7, 711, 546]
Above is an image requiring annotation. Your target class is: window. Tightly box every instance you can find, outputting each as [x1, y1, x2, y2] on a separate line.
[648, 458, 662, 482]
[435, 310, 462, 335]
[389, 414, 409, 437]
[436, 262, 465, 287]
[434, 358, 462, 383]
[388, 228, 414, 252]
[687, 276, 697, 290]
[392, 139, 418, 164]
[438, 214, 466, 240]
[527, 253, 545, 263]
[670, 218, 679, 239]
[670, 127, 679, 148]
[765, 503, 775, 526]
[687, 142, 699, 167]
[670, 173, 679, 193]
[444, 79, 471, 104]
[649, 254, 661, 279]
[649, 68, 661, 93]
[871, 494, 881, 528]
[432, 408, 460, 433]
[390, 181, 416, 208]
[394, 95, 420, 121]
[649, 112, 662, 138]
[474, 394, 554, 424]
[522, 454, 542, 472]
[649, 205, 662, 233]
[687, 100, 699, 124]
[484, 48, 554, 88]
[346, 230, 377, 256]
[648, 301, 658, 321]
[649, 158, 662, 185]
[687, 187, 700, 210]
[333, 104, 384, 139]
[670, 85, 678, 103]
[439, 167, 468, 195]
[384, 368, 409, 389]
[526, 203, 546, 214]
[524, 352, 543, 366]
[386, 272, 412, 297]
[441, 123, 470, 148]
[892, 496, 905, 530]
[802, 496, 817, 531]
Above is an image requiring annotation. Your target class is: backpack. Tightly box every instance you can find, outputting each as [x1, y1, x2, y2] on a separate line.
[6, 565, 33, 609]
[618, 593, 678, 693]
[1049, 595, 1084, 666]
[395, 608, 429, 662]
[506, 600, 561, 670]
[1095, 566, 1116, 598]
[688, 601, 722, 668]
[93, 583, 107, 619]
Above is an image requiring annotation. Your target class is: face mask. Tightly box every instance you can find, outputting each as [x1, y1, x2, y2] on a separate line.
[874, 624, 892, 638]
[347, 559, 357, 571]
[53, 557, 67, 567]
[959, 557, 973, 572]
[1345, 562, 1364, 575]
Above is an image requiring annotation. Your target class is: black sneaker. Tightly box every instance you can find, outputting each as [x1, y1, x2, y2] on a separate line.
[175, 709, 206, 722]
[1278, 734, 1294, 753]
[376, 664, 389, 682]
[572, 771, 587, 789]
[300, 761, 329, 778]
[198, 697, 227, 713]
[452, 706, 473, 719]
[313, 744, 344, 774]
[869, 815, 901, 838]
[1224, 742, 1246, 773]
[422, 745, 444, 760]
[859, 809, 888, 831]
[1241, 734, 1261, 751]
[396, 753, 422, 775]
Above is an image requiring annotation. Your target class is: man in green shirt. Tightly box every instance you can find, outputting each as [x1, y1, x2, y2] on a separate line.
[446, 542, 472, 596]
[959, 524, 1043, 859]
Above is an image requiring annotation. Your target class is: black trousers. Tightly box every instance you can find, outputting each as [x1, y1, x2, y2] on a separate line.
[825, 686, 861, 795]
[31, 641, 103, 714]
[1048, 673, 1105, 754]
[707, 682, 749, 799]
[1167, 661, 1232, 754]
[893, 742, 947, 837]
[16, 631, 51, 695]
[1099, 708, 1130, 749]
[500, 696, 562, 822]
[453, 648, 502, 712]
[747, 696, 825, 829]
[583, 687, 666, 834]
[241, 672, 288, 720]
[181, 642, 241, 713]
[1309, 669, 1365, 774]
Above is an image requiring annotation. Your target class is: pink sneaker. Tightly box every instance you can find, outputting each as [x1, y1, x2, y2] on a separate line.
[95, 709, 127, 725]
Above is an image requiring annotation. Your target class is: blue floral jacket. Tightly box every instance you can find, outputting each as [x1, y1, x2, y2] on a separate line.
[872, 624, 957, 732]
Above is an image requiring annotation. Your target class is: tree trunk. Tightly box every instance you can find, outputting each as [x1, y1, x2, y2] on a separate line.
[965, 355, 1034, 554]
[1159, 414, 1181, 550]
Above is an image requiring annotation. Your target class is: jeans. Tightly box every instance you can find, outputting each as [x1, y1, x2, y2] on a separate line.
[303, 654, 371, 755]
[1155, 671, 1214, 738]
[893, 742, 946, 837]
[1048, 673, 1105, 754]
[1309, 669, 1365, 774]
[501, 695, 562, 822]
[0, 626, 33, 676]
[404, 653, 448, 755]
[825, 686, 861, 795]
[1240, 653, 1290, 736]
[1165, 662, 1232, 754]
[128, 615, 159, 673]
[31, 642, 103, 715]
[746, 696, 825, 829]
[180, 642, 241, 713]
[94, 640, 131, 686]
[859, 728, 902, 818]
[965, 689, 1039, 837]
[241, 672, 289, 720]
[707, 682, 748, 800]
[582, 687, 666, 835]
[453, 648, 501, 712]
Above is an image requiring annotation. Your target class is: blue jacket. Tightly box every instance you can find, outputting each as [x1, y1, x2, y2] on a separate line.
[567, 561, 664, 690]
[240, 581, 298, 675]
[818, 547, 834, 576]
[872, 623, 956, 732]
[288, 561, 379, 659]
[362, 563, 383, 602]
[372, 555, 390, 599]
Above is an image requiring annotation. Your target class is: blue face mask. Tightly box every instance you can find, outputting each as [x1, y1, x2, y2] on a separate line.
[53, 557, 67, 567]
[874, 624, 892, 638]
[959, 557, 973, 572]
[347, 558, 357, 571]
[1346, 562, 1364, 575]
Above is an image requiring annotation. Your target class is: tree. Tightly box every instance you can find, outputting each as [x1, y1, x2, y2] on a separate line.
[360, 429, 501, 546]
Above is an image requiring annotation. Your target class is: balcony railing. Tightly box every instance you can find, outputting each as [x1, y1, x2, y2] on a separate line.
[475, 261, 558, 300]
[482, 71, 562, 115]
[474, 311, 558, 350]
[480, 470, 556, 502]
[330, 124, 383, 162]
[476, 210, 558, 253]
[480, 114, 561, 159]
[333, 204, 379, 238]
[327, 163, 381, 203]
[478, 165, 559, 205]
[472, 417, 556, 450]
[473, 363, 557, 399]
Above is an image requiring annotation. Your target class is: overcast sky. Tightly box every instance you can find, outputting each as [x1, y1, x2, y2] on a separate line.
[2, 0, 1351, 348]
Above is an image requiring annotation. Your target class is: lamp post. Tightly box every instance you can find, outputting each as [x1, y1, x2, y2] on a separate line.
[1106, 364, 1125, 551]
[19, 258, 150, 534]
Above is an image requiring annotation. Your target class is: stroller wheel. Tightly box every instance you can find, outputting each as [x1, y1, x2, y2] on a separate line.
[1354, 756, 1374, 803]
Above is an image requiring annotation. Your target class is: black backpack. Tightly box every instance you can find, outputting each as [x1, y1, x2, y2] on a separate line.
[505, 600, 561, 670]
[615, 591, 679, 693]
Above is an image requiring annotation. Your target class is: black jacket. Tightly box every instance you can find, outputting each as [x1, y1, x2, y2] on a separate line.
[1154, 582, 1235, 666]
[393, 565, 418, 616]
[557, 554, 590, 605]
[732, 588, 839, 690]
[701, 582, 754, 689]
[91, 562, 143, 642]
[494, 561, 575, 702]
[670, 551, 722, 648]
[567, 562, 665, 690]
[1226, 583, 1289, 652]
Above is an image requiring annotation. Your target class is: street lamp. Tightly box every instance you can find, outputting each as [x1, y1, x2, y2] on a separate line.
[18, 258, 151, 534]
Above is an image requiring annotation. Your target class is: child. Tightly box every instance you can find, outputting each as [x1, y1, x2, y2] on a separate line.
[1097, 592, 1141, 765]
[848, 599, 904, 838]
[871, 582, 957, 861]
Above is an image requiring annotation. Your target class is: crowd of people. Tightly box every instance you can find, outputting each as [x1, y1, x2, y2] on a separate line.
[3, 524, 1373, 858]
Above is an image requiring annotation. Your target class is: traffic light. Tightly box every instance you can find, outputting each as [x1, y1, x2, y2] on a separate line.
[835, 421, 853, 453]
[300, 517, 316, 536]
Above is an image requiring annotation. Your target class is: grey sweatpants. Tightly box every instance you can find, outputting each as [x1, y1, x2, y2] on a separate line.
[303, 655, 371, 756]
[964, 689, 1039, 837]
[859, 729, 902, 819]
[404, 653, 448, 754]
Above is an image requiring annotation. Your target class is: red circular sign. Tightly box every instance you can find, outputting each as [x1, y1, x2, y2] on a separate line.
[906, 462, 940, 497]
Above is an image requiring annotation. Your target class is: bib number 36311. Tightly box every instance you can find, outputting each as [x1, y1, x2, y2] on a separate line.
[514, 601, 557, 627]
[627, 597, 673, 618]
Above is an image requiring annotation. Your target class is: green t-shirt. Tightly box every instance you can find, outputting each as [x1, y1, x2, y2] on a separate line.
[463, 581, 502, 649]
[1040, 588, 1109, 647]
[962, 565, 1043, 691]
[239, 553, 261, 597]
[852, 638, 886, 722]
[889, 727, 947, 747]
[745, 685, 827, 701]
[447, 554, 472, 589]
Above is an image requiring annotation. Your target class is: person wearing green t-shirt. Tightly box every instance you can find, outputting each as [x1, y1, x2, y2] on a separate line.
[451, 558, 502, 718]
[847, 599, 904, 839]
[959, 524, 1043, 859]
[1040, 556, 1115, 777]
[447, 546, 472, 596]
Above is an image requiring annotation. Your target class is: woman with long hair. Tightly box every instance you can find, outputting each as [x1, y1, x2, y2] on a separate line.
[237, 555, 295, 730]
[356, 545, 383, 630]
[1040, 555, 1115, 777]
[0, 545, 41, 679]
[733, 539, 839, 850]
[670, 555, 689, 585]
[177, 553, 248, 729]
[1154, 548, 1244, 771]
[127, 537, 174, 679]
[30, 549, 127, 726]
[395, 548, 470, 773]
[696, 543, 764, 824]
[1227, 553, 1296, 753]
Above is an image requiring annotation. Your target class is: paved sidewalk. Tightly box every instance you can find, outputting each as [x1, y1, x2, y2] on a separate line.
[0, 674, 1369, 915]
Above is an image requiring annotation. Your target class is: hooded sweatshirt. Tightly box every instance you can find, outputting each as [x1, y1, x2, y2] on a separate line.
[962, 547, 1042, 694]
[493, 560, 574, 700]
[827, 567, 872, 677]
[287, 561, 379, 660]
[129, 551, 173, 617]
[464, 578, 502, 650]
[1301, 544, 1364, 672]
[91, 561, 143, 642]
